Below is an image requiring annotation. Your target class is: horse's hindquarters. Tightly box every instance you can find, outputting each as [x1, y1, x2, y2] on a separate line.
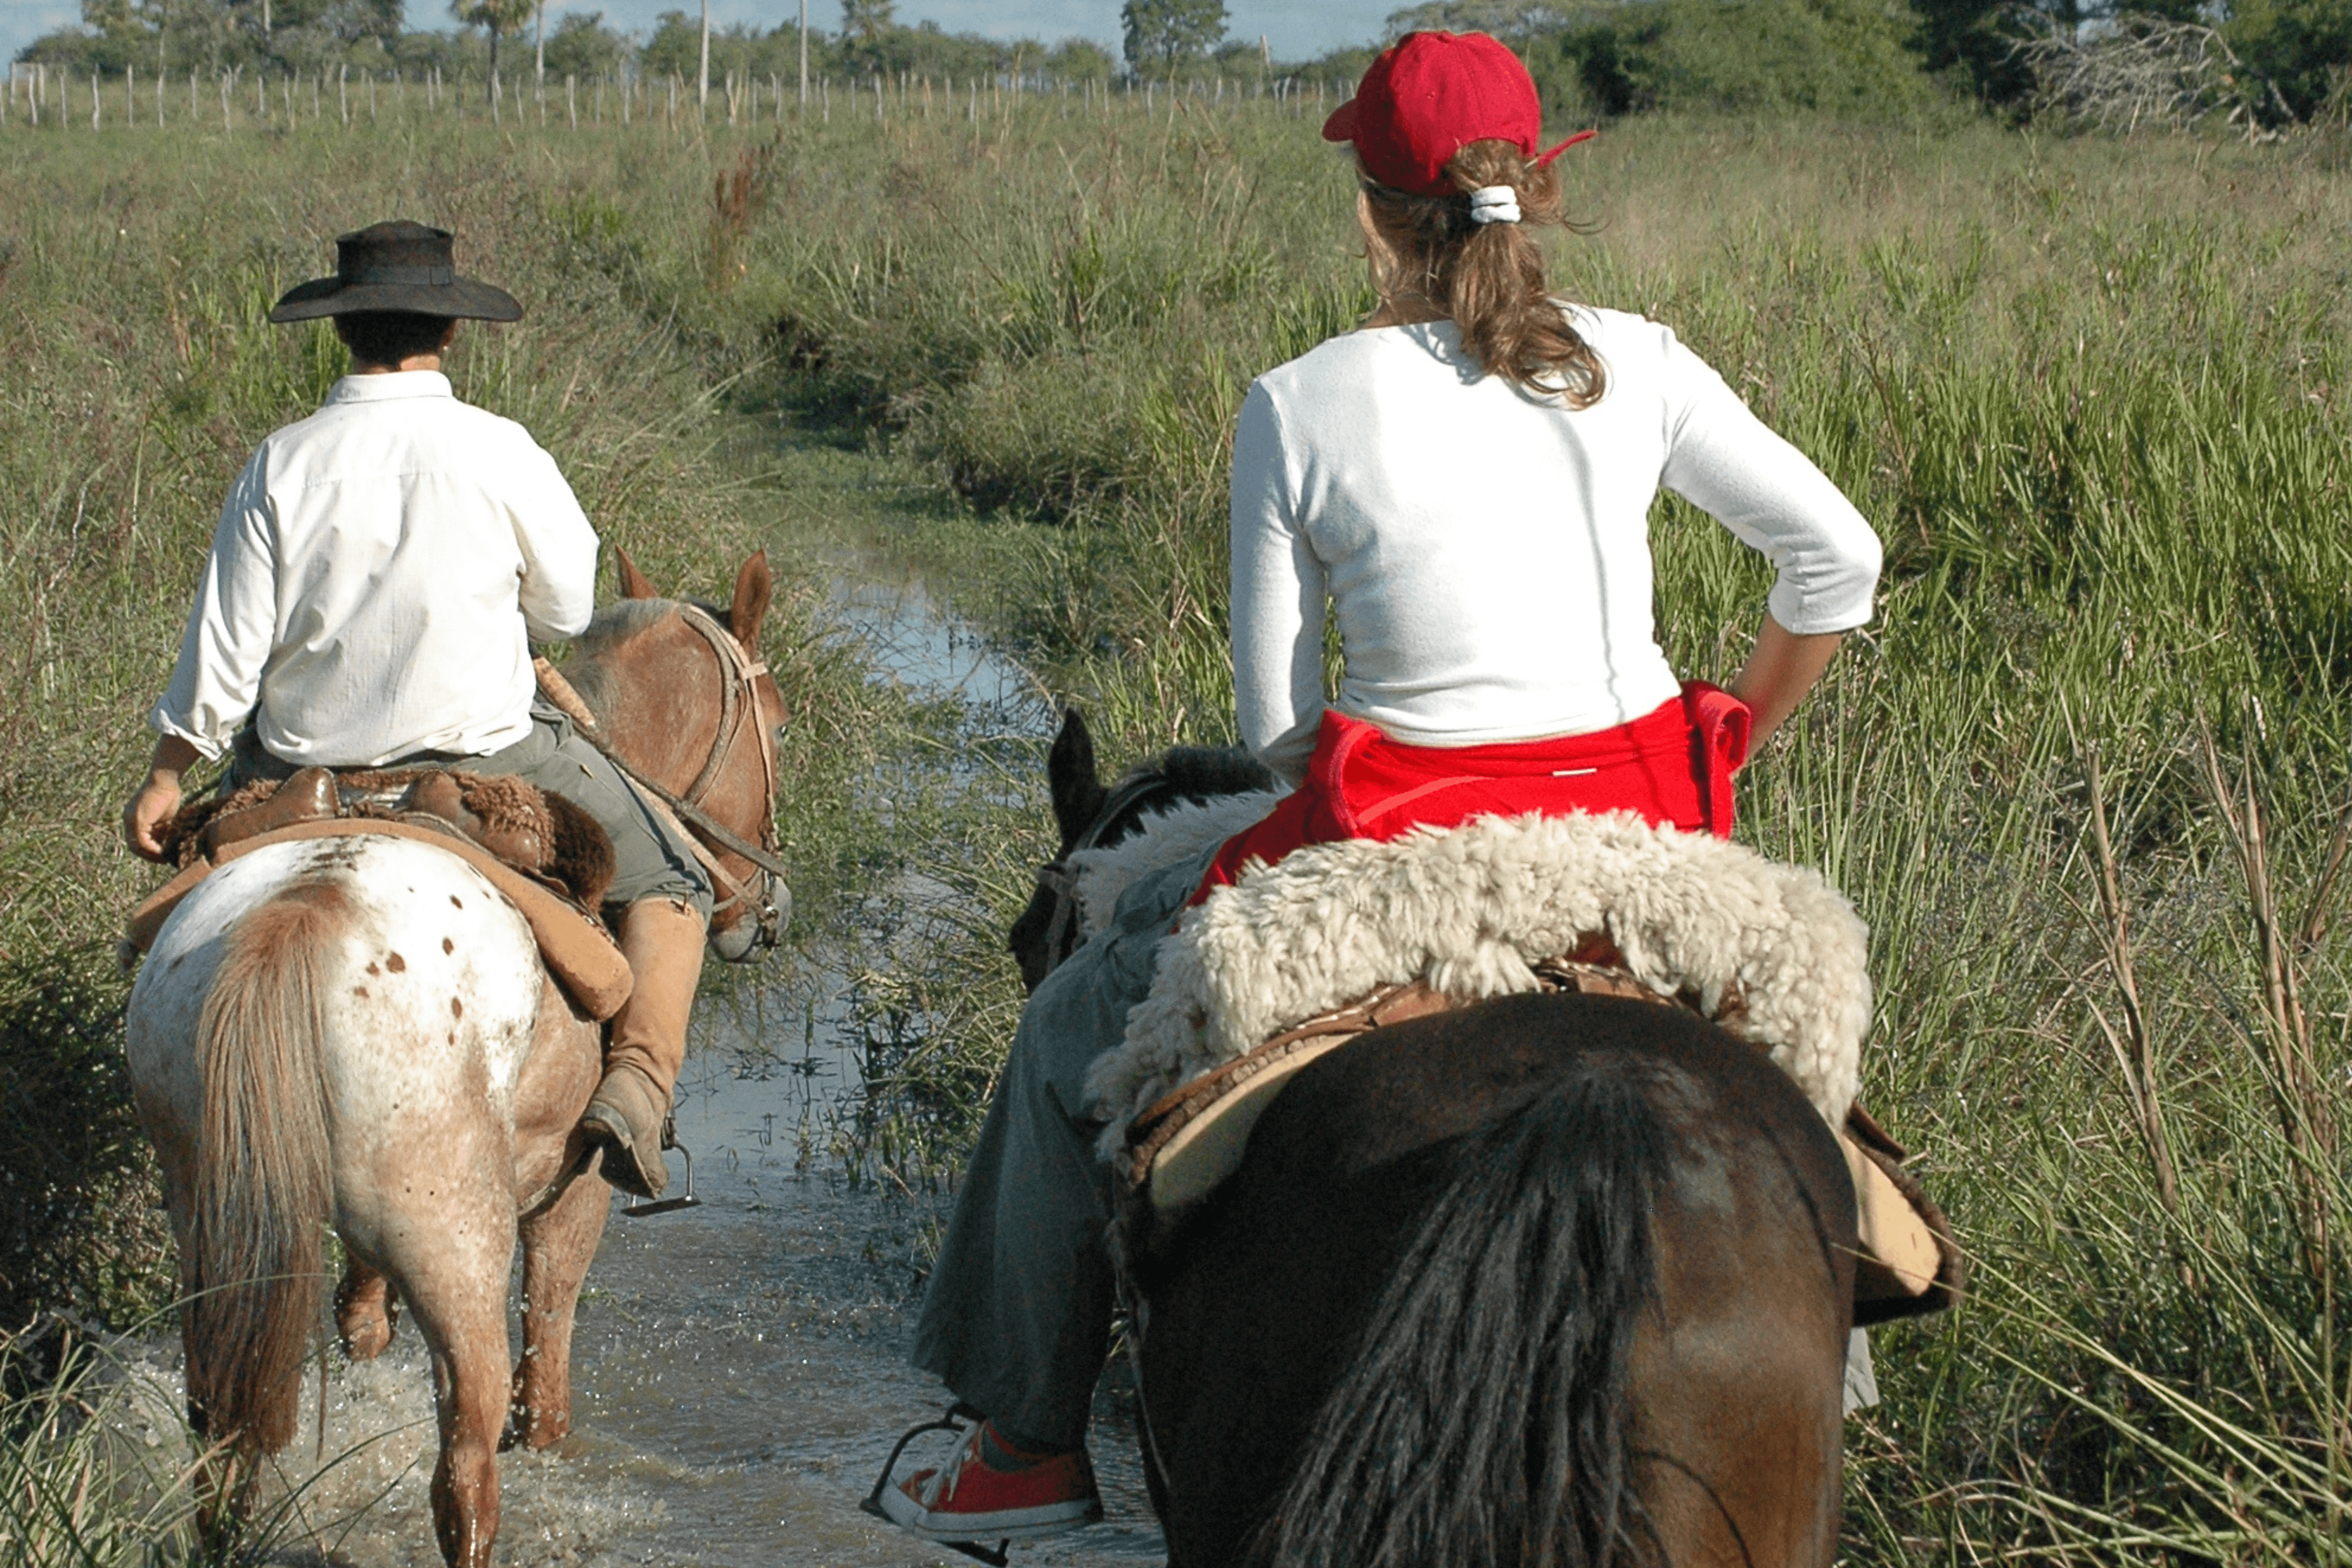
[1134, 994, 1855, 1568]
[131, 836, 553, 1219]
[1629, 1100, 1852, 1566]
[127, 839, 559, 1391]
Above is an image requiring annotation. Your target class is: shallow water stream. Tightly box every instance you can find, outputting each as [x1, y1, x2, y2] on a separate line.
[106, 439, 1168, 1566]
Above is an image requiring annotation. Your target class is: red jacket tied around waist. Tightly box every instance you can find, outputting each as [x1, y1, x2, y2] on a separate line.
[1193, 682, 1752, 905]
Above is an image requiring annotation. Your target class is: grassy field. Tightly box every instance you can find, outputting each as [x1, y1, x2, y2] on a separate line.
[720, 100, 2352, 1560]
[6, 86, 2352, 1561]
[0, 111, 984, 1330]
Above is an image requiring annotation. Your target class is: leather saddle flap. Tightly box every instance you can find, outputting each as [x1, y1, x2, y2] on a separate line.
[126, 819, 633, 1021]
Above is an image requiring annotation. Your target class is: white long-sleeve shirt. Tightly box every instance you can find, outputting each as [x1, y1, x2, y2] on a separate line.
[1229, 307, 1883, 782]
[150, 371, 600, 767]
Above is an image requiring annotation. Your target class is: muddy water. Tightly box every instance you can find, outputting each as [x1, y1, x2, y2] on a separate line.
[108, 566, 1169, 1565]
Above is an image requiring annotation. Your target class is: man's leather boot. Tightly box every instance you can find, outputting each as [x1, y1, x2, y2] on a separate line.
[583, 897, 706, 1199]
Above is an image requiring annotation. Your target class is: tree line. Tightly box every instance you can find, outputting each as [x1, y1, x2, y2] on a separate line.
[19, 0, 2350, 133]
[15, 0, 1318, 90]
[1390, 0, 2352, 124]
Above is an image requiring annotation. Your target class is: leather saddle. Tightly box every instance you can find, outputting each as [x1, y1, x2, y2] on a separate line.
[165, 765, 616, 907]
[1118, 950, 1961, 1326]
[125, 766, 632, 1020]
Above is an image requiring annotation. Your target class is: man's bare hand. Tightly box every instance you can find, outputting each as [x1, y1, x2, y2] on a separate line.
[123, 779, 182, 862]
[123, 735, 202, 862]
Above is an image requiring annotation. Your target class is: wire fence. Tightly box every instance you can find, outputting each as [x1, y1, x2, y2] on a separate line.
[0, 60, 1355, 135]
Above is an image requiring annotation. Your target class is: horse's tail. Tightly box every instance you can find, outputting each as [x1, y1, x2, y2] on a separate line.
[184, 880, 343, 1456]
[1254, 1056, 1672, 1568]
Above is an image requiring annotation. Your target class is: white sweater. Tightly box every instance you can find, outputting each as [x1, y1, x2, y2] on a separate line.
[1229, 308, 1883, 783]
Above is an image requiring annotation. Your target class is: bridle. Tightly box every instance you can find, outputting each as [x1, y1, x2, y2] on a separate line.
[663, 604, 787, 949]
[534, 602, 788, 954]
[1030, 770, 1188, 983]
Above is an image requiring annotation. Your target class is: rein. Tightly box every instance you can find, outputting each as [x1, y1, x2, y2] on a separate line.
[1032, 770, 1188, 981]
[533, 602, 786, 947]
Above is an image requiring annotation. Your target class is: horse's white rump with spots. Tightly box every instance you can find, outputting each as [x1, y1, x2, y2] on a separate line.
[130, 836, 546, 1190]
[130, 833, 561, 1349]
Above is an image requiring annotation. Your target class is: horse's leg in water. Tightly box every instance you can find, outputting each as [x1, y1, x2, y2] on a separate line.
[340, 1118, 521, 1568]
[504, 982, 607, 1451]
[382, 1205, 518, 1567]
[334, 1259, 399, 1360]
[510, 1164, 611, 1449]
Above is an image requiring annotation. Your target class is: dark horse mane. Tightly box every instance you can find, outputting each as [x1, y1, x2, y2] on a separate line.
[1140, 995, 1855, 1568]
[1246, 1047, 1671, 1568]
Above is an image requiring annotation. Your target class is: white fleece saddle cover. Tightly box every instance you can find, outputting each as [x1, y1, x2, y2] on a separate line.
[1076, 797, 1874, 1159]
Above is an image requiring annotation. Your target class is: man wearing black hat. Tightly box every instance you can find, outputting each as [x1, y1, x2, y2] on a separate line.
[120, 221, 711, 1201]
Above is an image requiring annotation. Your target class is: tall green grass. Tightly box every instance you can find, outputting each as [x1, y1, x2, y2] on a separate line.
[704, 103, 2352, 1558]
[9, 92, 2352, 1559]
[0, 118, 946, 1329]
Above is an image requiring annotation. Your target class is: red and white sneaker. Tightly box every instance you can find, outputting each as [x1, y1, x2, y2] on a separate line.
[878, 1423, 1103, 1543]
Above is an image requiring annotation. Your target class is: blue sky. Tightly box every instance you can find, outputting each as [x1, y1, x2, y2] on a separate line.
[3, 0, 1398, 68]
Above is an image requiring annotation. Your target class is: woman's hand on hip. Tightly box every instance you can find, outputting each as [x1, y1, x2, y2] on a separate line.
[1727, 617, 1845, 751]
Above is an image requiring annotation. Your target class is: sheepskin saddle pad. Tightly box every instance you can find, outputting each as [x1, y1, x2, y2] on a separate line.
[1074, 796, 1958, 1319]
[161, 764, 616, 908]
[1081, 799, 1873, 1148]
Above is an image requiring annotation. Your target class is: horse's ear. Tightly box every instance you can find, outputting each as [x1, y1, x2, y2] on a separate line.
[614, 545, 658, 600]
[729, 551, 773, 649]
[1048, 708, 1108, 849]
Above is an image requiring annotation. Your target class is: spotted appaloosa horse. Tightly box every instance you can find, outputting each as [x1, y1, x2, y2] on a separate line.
[125, 553, 784, 1568]
[1014, 711, 1858, 1568]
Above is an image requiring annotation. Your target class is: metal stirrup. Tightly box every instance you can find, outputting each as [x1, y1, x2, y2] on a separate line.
[859, 1402, 1011, 1567]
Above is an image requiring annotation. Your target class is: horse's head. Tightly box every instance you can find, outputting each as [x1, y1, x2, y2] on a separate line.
[1008, 709, 1278, 993]
[1009, 710, 1113, 992]
[568, 547, 788, 963]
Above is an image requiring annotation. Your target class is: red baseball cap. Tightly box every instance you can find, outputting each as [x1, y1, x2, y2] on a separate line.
[1322, 31, 1595, 198]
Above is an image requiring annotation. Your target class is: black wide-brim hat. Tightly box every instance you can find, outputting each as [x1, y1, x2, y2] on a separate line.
[268, 220, 523, 323]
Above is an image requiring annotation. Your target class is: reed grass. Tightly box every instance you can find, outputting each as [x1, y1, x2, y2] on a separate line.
[708, 104, 2352, 1559]
[6, 92, 2352, 1559]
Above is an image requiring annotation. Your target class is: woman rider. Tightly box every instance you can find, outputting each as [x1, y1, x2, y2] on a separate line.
[881, 30, 1883, 1545]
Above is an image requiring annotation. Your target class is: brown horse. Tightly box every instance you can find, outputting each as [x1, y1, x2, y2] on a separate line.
[124, 552, 785, 1568]
[1012, 711, 1857, 1568]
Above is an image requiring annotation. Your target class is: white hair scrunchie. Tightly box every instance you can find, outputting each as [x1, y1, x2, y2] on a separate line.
[1468, 185, 1522, 225]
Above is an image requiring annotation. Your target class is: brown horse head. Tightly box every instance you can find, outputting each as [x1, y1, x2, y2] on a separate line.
[569, 547, 787, 961]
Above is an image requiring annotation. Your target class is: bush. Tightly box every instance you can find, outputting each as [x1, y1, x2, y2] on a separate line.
[1553, 0, 1943, 116]
[2223, 0, 2352, 119]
